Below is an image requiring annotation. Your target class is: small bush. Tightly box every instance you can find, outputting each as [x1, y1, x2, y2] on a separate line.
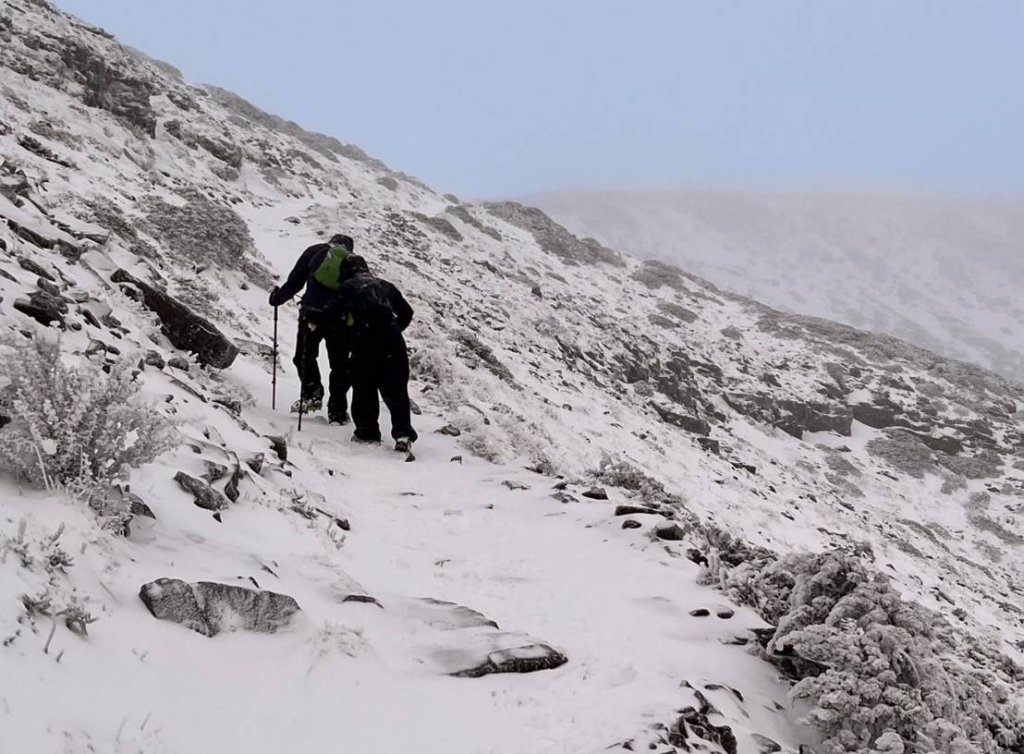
[593, 455, 685, 507]
[0, 336, 177, 516]
[866, 429, 935, 478]
[937, 449, 1004, 480]
[141, 189, 255, 270]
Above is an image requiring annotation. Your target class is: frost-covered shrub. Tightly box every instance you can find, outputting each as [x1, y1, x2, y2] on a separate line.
[866, 429, 935, 478]
[0, 336, 177, 515]
[734, 550, 1024, 753]
[939, 473, 967, 495]
[141, 189, 255, 270]
[937, 449, 1003, 480]
[593, 455, 684, 507]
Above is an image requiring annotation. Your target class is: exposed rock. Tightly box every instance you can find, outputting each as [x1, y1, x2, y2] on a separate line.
[139, 578, 300, 637]
[450, 643, 568, 678]
[200, 461, 229, 484]
[266, 435, 288, 462]
[143, 350, 166, 369]
[213, 396, 242, 414]
[913, 432, 963, 456]
[656, 301, 698, 323]
[127, 494, 156, 519]
[195, 133, 244, 169]
[697, 437, 721, 454]
[436, 424, 462, 437]
[622, 519, 642, 529]
[174, 471, 229, 511]
[224, 464, 244, 503]
[582, 486, 609, 500]
[342, 594, 383, 608]
[445, 204, 502, 241]
[17, 134, 73, 167]
[752, 733, 782, 754]
[412, 212, 463, 242]
[648, 313, 678, 330]
[615, 504, 663, 517]
[730, 460, 757, 475]
[13, 290, 66, 327]
[60, 40, 157, 136]
[483, 202, 622, 267]
[852, 401, 899, 429]
[669, 705, 738, 754]
[18, 256, 55, 281]
[724, 392, 851, 439]
[110, 269, 239, 368]
[245, 453, 265, 474]
[376, 176, 399, 191]
[632, 260, 691, 291]
[655, 521, 687, 541]
[651, 403, 710, 435]
[686, 548, 709, 567]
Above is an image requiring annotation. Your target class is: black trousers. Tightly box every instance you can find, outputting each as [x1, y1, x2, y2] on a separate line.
[350, 332, 417, 442]
[293, 313, 351, 418]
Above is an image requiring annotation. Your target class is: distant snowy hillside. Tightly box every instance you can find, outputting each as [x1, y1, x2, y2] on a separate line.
[531, 189, 1024, 384]
[2, 2, 1024, 753]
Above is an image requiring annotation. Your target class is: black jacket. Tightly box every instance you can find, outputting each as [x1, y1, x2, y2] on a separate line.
[339, 272, 413, 340]
[272, 243, 340, 314]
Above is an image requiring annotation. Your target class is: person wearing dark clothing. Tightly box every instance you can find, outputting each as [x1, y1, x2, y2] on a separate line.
[337, 255, 417, 450]
[269, 233, 354, 423]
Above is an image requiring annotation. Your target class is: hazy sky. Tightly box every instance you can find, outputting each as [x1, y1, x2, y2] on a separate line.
[53, 0, 1024, 198]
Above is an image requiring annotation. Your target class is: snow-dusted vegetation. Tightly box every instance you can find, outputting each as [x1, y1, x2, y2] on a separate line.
[0, 335, 175, 520]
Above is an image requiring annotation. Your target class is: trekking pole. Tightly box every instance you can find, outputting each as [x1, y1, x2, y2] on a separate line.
[271, 306, 278, 410]
[297, 318, 306, 432]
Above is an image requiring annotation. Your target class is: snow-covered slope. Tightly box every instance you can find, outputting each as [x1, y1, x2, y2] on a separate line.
[530, 188, 1024, 384]
[2, 2, 1024, 752]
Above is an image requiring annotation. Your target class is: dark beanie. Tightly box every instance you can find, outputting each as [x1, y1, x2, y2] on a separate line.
[328, 233, 355, 251]
[340, 254, 370, 279]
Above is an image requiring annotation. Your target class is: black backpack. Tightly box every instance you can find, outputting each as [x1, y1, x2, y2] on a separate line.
[345, 276, 396, 330]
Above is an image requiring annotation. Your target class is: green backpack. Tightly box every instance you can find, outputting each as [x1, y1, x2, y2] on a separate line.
[312, 245, 350, 290]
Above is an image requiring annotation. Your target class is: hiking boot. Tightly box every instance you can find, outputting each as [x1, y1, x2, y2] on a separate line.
[328, 413, 350, 426]
[290, 396, 323, 413]
[394, 437, 412, 453]
[351, 431, 381, 445]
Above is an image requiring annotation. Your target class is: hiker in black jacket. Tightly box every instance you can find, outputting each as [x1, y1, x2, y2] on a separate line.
[269, 233, 354, 423]
[337, 255, 418, 451]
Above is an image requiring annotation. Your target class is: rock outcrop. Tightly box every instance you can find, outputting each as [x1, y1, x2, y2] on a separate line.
[139, 578, 300, 637]
[111, 269, 239, 368]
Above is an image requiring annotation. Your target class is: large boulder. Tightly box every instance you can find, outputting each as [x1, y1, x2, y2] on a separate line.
[111, 269, 238, 368]
[139, 578, 300, 637]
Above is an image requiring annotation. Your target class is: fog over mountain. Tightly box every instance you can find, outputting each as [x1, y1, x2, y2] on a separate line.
[531, 188, 1024, 384]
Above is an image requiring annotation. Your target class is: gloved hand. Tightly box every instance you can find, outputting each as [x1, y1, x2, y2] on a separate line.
[268, 286, 286, 307]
